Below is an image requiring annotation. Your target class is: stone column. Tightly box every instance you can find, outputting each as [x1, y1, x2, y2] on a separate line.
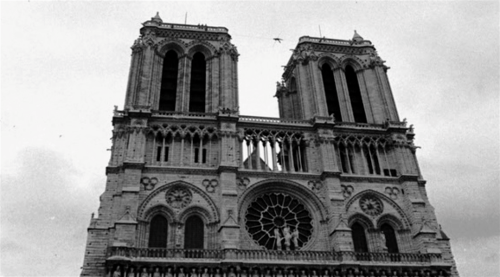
[334, 68, 352, 122]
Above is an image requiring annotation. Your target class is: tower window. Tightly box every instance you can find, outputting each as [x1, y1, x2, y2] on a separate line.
[381, 223, 399, 253]
[148, 215, 168, 248]
[345, 65, 367, 123]
[184, 215, 204, 249]
[321, 64, 342, 121]
[189, 52, 206, 113]
[351, 222, 368, 253]
[159, 50, 179, 111]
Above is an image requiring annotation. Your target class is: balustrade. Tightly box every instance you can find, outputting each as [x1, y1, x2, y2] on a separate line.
[108, 247, 443, 265]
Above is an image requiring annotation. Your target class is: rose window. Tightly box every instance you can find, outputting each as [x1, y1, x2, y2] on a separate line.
[165, 186, 192, 209]
[359, 194, 383, 216]
[245, 192, 313, 250]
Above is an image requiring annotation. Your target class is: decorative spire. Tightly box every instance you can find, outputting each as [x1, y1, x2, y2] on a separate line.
[352, 30, 364, 42]
[151, 12, 162, 24]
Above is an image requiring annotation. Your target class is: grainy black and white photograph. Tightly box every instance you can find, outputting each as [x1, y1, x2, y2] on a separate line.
[1, 1, 499, 277]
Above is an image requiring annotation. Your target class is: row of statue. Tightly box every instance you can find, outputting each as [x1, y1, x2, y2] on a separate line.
[274, 226, 300, 250]
[111, 266, 447, 277]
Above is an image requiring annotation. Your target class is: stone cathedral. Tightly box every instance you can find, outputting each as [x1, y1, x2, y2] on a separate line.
[81, 13, 459, 277]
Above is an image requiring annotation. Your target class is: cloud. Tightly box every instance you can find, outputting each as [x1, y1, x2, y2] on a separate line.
[1, 147, 102, 276]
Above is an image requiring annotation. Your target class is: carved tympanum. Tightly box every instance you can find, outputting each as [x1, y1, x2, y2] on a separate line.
[165, 186, 192, 209]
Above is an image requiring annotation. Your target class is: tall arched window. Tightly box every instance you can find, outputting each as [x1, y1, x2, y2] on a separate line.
[189, 52, 206, 113]
[321, 64, 342, 121]
[345, 65, 367, 123]
[351, 222, 368, 252]
[159, 50, 179, 111]
[381, 223, 399, 253]
[184, 215, 204, 249]
[148, 215, 168, 248]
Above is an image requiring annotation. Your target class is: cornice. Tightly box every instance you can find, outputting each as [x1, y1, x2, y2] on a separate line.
[143, 166, 218, 176]
[237, 169, 318, 180]
[340, 174, 400, 184]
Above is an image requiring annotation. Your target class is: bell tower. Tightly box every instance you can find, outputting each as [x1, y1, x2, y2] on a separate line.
[81, 14, 459, 277]
[277, 31, 399, 124]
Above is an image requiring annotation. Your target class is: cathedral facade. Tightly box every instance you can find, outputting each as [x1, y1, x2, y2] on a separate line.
[81, 13, 459, 277]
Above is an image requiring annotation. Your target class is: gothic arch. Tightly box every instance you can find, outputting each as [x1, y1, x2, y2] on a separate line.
[317, 54, 341, 69]
[345, 189, 411, 229]
[238, 179, 329, 222]
[155, 39, 187, 57]
[339, 55, 366, 71]
[143, 204, 176, 223]
[348, 212, 375, 229]
[178, 205, 213, 224]
[137, 180, 220, 223]
[377, 213, 405, 230]
[186, 41, 216, 59]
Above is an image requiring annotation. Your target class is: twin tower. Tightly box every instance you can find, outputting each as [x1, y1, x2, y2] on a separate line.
[81, 13, 459, 277]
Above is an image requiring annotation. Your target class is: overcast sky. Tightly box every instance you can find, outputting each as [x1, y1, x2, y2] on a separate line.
[1, 1, 499, 277]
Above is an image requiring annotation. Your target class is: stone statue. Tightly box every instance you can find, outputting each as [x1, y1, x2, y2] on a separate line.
[214, 268, 221, 277]
[291, 228, 299, 248]
[228, 268, 236, 277]
[190, 268, 198, 277]
[128, 267, 135, 277]
[153, 268, 161, 277]
[241, 269, 248, 277]
[276, 269, 284, 277]
[264, 269, 272, 277]
[113, 266, 122, 277]
[202, 268, 210, 277]
[166, 268, 173, 277]
[300, 270, 307, 277]
[282, 226, 292, 250]
[274, 228, 282, 250]
[176, 225, 183, 246]
[178, 268, 186, 277]
[311, 270, 318, 277]
[321, 269, 329, 277]
[252, 269, 260, 277]
[287, 269, 295, 277]
[141, 268, 149, 277]
[380, 231, 388, 251]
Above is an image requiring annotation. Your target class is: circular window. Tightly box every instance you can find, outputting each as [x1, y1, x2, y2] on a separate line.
[165, 186, 192, 209]
[245, 192, 313, 250]
[359, 194, 383, 217]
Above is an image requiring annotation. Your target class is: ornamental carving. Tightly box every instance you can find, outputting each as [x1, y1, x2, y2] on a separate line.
[359, 194, 383, 217]
[237, 177, 250, 190]
[307, 180, 323, 193]
[245, 192, 313, 251]
[292, 44, 318, 65]
[141, 177, 158, 190]
[202, 179, 218, 193]
[341, 184, 354, 199]
[165, 186, 192, 209]
[385, 187, 400, 200]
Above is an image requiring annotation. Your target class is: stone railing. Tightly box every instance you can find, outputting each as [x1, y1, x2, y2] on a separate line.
[151, 111, 218, 119]
[158, 23, 228, 33]
[298, 36, 372, 46]
[335, 121, 386, 130]
[239, 115, 311, 126]
[108, 247, 443, 265]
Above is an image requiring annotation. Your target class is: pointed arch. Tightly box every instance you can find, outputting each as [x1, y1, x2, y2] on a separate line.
[344, 64, 367, 123]
[345, 189, 411, 229]
[189, 52, 206, 112]
[137, 181, 220, 224]
[156, 40, 187, 57]
[148, 214, 169, 248]
[186, 43, 215, 59]
[320, 63, 342, 121]
[159, 50, 179, 111]
[184, 215, 204, 249]
[380, 223, 399, 253]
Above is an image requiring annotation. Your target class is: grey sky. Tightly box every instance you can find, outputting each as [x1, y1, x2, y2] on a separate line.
[1, 2, 499, 276]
